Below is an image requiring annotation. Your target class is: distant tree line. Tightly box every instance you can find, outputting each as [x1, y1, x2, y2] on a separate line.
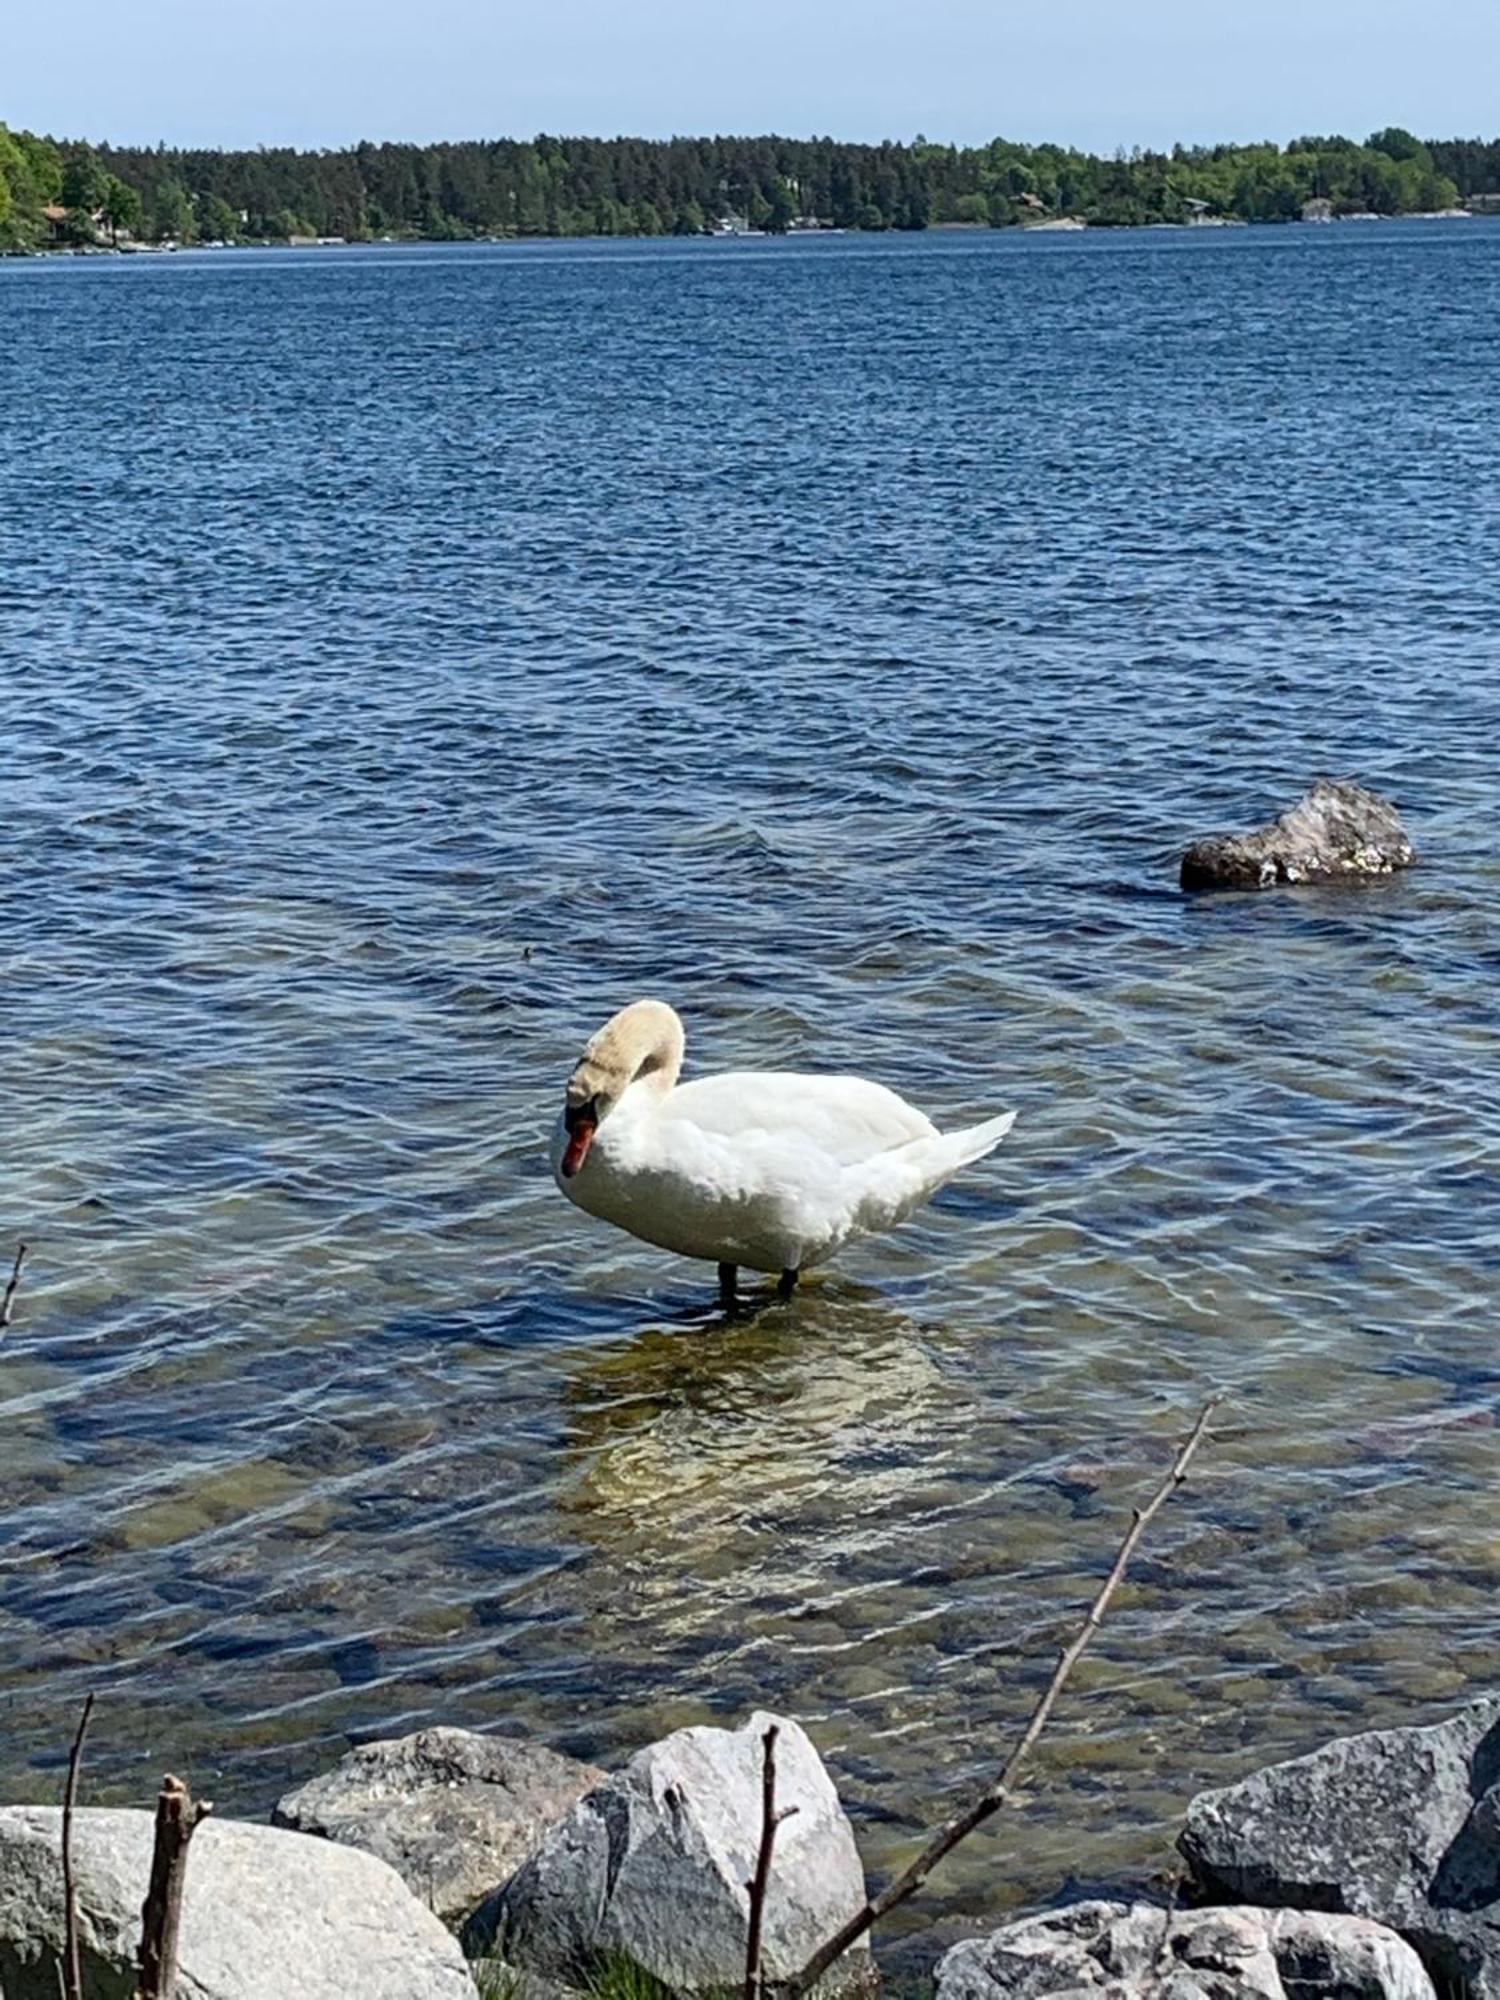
[1, 122, 1496, 249]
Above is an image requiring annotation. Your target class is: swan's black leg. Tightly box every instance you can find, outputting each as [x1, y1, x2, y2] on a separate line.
[718, 1262, 738, 1309]
[777, 1267, 799, 1301]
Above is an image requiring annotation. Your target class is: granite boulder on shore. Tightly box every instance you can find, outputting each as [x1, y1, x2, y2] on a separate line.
[936, 1899, 1436, 2000]
[0, 1804, 477, 2000]
[1182, 1695, 1500, 1998]
[463, 1709, 875, 1996]
[1180, 777, 1416, 891]
[273, 1725, 603, 1924]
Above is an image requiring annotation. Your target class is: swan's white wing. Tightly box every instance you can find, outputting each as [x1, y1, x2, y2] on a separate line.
[661, 1070, 935, 1166]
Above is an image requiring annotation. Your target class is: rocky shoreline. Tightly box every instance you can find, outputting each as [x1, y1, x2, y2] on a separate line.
[3, 1696, 1497, 1997]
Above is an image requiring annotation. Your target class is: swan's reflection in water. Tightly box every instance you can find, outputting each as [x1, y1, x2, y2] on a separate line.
[560, 1283, 966, 1564]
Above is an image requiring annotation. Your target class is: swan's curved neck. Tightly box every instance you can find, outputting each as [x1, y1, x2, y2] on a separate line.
[581, 1000, 685, 1106]
[622, 1013, 684, 1100]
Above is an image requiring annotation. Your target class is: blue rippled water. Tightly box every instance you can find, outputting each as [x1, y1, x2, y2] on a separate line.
[4, 223, 1500, 1970]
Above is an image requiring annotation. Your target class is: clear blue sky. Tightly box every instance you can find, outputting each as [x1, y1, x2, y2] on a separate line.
[10, 0, 1500, 152]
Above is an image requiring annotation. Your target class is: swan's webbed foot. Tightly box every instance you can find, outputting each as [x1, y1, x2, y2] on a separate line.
[717, 1262, 738, 1310]
[777, 1267, 799, 1301]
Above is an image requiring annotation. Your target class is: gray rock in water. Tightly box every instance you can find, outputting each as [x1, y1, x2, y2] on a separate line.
[1181, 1696, 1500, 1997]
[936, 1898, 1436, 2000]
[0, 1804, 477, 1999]
[1180, 777, 1416, 891]
[462, 1709, 874, 1995]
[273, 1726, 603, 1924]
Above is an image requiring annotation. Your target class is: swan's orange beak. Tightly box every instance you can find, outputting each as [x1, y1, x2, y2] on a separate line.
[561, 1104, 596, 1178]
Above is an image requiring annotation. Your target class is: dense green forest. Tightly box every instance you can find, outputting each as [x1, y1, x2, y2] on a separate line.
[2, 121, 1498, 248]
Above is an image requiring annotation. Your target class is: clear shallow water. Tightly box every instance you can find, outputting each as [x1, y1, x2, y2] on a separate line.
[4, 224, 1500, 1973]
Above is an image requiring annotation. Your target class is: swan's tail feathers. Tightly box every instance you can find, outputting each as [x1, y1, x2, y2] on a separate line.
[842, 1109, 1017, 1229]
[941, 1108, 1018, 1171]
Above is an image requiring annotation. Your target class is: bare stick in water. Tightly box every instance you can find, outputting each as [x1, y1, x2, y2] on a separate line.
[744, 1723, 799, 2000]
[1, 1242, 28, 1331]
[782, 1395, 1221, 1995]
[134, 1775, 213, 2000]
[62, 1693, 96, 2000]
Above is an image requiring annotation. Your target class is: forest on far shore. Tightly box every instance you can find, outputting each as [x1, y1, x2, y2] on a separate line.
[3, 122, 1498, 248]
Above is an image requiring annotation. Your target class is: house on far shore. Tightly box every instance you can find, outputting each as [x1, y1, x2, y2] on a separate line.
[1184, 197, 1213, 224]
[1467, 193, 1500, 214]
[41, 201, 123, 246]
[1302, 197, 1334, 223]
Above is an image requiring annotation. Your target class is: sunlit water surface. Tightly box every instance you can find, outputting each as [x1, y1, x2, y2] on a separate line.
[4, 224, 1500, 1976]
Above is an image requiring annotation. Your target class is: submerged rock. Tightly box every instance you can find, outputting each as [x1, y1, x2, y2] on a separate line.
[0, 1804, 476, 1999]
[273, 1725, 603, 1924]
[936, 1898, 1435, 1999]
[1181, 1695, 1500, 1997]
[1180, 777, 1416, 891]
[462, 1709, 874, 1995]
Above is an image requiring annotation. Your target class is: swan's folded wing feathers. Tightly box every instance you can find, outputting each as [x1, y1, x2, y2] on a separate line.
[662, 1071, 936, 1165]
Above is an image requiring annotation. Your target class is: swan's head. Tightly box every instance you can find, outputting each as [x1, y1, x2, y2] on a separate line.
[559, 999, 686, 1178]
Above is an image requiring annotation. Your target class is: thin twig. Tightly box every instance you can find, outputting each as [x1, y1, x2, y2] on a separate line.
[744, 1723, 799, 2000]
[134, 1774, 212, 2000]
[62, 1694, 95, 2000]
[1, 1242, 28, 1330]
[781, 1395, 1221, 1996]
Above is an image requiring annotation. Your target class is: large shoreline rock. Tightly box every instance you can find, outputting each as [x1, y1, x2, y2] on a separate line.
[1181, 1696, 1500, 1997]
[1180, 777, 1416, 891]
[463, 1709, 875, 1995]
[0, 1804, 477, 2000]
[936, 1898, 1436, 1999]
[273, 1726, 603, 1924]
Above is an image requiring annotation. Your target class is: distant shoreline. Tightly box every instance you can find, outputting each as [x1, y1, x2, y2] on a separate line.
[6, 207, 1490, 262]
[4, 123, 1497, 256]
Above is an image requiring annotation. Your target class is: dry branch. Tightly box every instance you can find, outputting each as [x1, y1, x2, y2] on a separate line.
[62, 1693, 95, 2000]
[134, 1775, 212, 2000]
[781, 1395, 1221, 1996]
[1, 1242, 28, 1331]
[744, 1722, 799, 2000]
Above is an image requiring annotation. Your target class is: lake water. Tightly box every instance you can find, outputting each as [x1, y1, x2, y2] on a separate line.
[4, 222, 1500, 1977]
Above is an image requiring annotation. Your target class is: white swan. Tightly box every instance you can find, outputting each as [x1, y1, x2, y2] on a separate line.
[549, 1000, 1016, 1304]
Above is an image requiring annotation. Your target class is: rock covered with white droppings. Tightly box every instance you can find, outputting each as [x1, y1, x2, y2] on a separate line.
[1180, 777, 1415, 891]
